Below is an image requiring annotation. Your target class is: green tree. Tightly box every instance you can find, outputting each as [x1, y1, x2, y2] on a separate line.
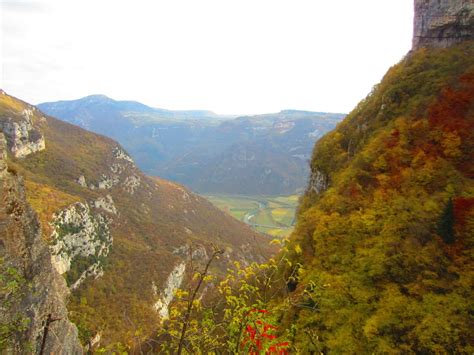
[438, 198, 455, 244]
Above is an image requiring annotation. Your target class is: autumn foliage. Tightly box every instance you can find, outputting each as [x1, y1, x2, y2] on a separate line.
[279, 43, 474, 352]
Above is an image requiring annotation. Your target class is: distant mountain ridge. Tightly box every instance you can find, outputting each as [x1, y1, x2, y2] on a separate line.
[38, 97, 345, 195]
[39, 94, 224, 127]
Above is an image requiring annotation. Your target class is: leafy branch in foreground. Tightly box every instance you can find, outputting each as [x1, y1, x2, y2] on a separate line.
[154, 241, 298, 354]
[176, 248, 223, 355]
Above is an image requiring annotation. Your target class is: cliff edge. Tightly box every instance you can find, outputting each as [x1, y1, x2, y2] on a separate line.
[413, 0, 474, 49]
[0, 132, 82, 353]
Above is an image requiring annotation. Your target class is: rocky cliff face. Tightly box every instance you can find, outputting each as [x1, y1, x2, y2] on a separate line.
[50, 197, 114, 290]
[75, 146, 141, 194]
[0, 133, 82, 353]
[0, 91, 46, 158]
[413, 0, 474, 49]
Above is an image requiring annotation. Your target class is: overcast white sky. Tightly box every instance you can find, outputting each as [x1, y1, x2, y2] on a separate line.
[1, 0, 413, 115]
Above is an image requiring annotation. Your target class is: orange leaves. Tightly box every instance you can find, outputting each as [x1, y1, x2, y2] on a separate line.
[428, 73, 474, 134]
[378, 71, 474, 184]
[428, 71, 474, 169]
[428, 72, 474, 179]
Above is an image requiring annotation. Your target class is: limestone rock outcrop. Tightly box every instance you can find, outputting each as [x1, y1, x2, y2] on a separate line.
[153, 262, 186, 319]
[50, 198, 114, 289]
[0, 106, 46, 158]
[308, 169, 329, 195]
[77, 146, 142, 194]
[413, 0, 474, 49]
[0, 133, 82, 353]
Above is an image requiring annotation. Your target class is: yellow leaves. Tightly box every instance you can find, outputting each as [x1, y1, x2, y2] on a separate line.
[422, 199, 439, 214]
[415, 158, 437, 185]
[175, 289, 188, 299]
[359, 210, 377, 229]
[363, 316, 379, 338]
[297, 266, 306, 278]
[270, 238, 282, 246]
[412, 150, 427, 169]
[294, 244, 302, 255]
[154, 249, 294, 353]
[373, 154, 388, 172]
[170, 307, 180, 319]
[441, 131, 462, 159]
[375, 173, 390, 187]
[192, 299, 202, 311]
[203, 275, 214, 283]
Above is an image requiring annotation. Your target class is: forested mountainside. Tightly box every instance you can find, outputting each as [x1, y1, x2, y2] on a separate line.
[38, 98, 344, 195]
[280, 40, 474, 353]
[0, 91, 272, 349]
[275, 6, 474, 350]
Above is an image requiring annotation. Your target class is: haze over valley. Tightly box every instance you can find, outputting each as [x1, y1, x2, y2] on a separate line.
[38, 96, 344, 194]
[38, 96, 344, 236]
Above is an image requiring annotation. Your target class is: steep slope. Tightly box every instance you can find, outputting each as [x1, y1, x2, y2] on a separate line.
[0, 133, 82, 353]
[277, 10, 474, 353]
[38, 98, 344, 195]
[0, 92, 272, 348]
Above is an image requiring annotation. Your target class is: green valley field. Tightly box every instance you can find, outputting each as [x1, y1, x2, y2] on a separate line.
[203, 194, 299, 237]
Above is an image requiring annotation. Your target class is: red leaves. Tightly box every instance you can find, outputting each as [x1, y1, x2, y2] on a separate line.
[249, 308, 269, 314]
[454, 197, 474, 229]
[423, 71, 474, 176]
[428, 71, 474, 144]
[268, 342, 290, 354]
[385, 129, 400, 149]
[246, 324, 257, 340]
[241, 309, 290, 354]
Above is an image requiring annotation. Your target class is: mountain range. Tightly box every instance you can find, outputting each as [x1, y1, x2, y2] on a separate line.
[38, 97, 344, 195]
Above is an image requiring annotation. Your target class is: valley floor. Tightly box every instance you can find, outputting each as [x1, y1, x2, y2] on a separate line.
[203, 194, 299, 237]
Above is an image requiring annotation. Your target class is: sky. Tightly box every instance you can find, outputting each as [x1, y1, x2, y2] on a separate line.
[1, 0, 413, 115]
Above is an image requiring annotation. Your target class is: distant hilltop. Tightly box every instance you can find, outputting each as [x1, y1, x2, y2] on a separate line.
[413, 0, 474, 49]
[39, 94, 221, 120]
